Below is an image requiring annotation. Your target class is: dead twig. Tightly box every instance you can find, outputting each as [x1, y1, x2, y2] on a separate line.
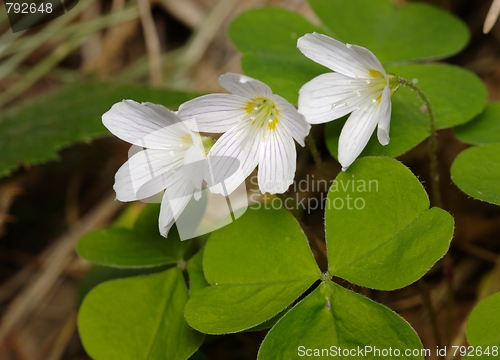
[137, 0, 163, 86]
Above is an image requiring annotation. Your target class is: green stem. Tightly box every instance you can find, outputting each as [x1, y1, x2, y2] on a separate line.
[306, 133, 328, 180]
[397, 77, 443, 208]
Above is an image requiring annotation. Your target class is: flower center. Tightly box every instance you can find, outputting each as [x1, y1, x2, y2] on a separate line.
[180, 133, 193, 145]
[245, 97, 280, 130]
[368, 69, 390, 104]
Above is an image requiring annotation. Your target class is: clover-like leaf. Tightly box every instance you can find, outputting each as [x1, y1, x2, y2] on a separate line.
[77, 204, 189, 268]
[229, 7, 326, 104]
[78, 268, 204, 360]
[325, 157, 454, 290]
[451, 144, 500, 206]
[455, 102, 500, 145]
[258, 281, 424, 359]
[465, 292, 500, 359]
[184, 206, 321, 334]
[308, 0, 469, 64]
[186, 249, 209, 295]
[325, 64, 487, 160]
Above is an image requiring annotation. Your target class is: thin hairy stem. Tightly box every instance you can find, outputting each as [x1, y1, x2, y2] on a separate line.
[306, 133, 328, 180]
[397, 77, 443, 208]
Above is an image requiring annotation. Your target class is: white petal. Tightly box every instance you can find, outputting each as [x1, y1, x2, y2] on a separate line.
[178, 94, 248, 133]
[206, 121, 260, 195]
[348, 44, 386, 76]
[183, 143, 207, 191]
[114, 149, 183, 201]
[258, 128, 296, 194]
[219, 73, 273, 99]
[158, 173, 195, 237]
[103, 100, 191, 150]
[376, 86, 392, 146]
[298, 73, 377, 124]
[271, 94, 311, 146]
[338, 98, 385, 170]
[297, 33, 373, 78]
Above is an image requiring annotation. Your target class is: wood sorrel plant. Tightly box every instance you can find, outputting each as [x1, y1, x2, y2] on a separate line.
[76, 0, 500, 359]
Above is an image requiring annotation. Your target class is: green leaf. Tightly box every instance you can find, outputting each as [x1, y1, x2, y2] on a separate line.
[308, 0, 469, 64]
[186, 249, 209, 295]
[325, 64, 487, 160]
[0, 82, 199, 177]
[184, 206, 321, 334]
[455, 102, 500, 145]
[451, 144, 500, 206]
[229, 7, 326, 104]
[326, 157, 454, 290]
[466, 292, 500, 358]
[76, 228, 180, 268]
[258, 281, 424, 359]
[78, 268, 204, 360]
[77, 204, 189, 268]
[77, 265, 167, 306]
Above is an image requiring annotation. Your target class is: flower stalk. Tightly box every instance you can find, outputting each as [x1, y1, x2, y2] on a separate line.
[305, 133, 328, 180]
[396, 77, 443, 208]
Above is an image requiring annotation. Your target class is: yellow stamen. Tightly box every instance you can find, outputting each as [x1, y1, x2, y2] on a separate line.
[245, 101, 255, 114]
[268, 118, 279, 130]
[244, 97, 280, 131]
[369, 69, 383, 78]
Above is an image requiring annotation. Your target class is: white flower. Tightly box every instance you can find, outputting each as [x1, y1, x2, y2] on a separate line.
[297, 32, 398, 170]
[178, 73, 311, 195]
[102, 100, 206, 237]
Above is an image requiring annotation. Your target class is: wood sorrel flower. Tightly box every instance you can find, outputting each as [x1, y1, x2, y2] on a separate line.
[102, 100, 207, 237]
[297, 33, 399, 170]
[178, 73, 310, 194]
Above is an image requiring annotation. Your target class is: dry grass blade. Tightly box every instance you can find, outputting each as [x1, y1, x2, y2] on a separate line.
[0, 4, 140, 108]
[168, 0, 240, 88]
[0, 7, 139, 58]
[0, 0, 94, 72]
[138, 0, 163, 86]
[0, 193, 123, 345]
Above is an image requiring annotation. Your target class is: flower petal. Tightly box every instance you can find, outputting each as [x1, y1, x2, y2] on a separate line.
[158, 172, 196, 237]
[298, 73, 377, 124]
[183, 143, 207, 191]
[338, 97, 385, 170]
[178, 94, 248, 133]
[219, 73, 273, 99]
[272, 94, 311, 146]
[206, 121, 260, 195]
[103, 100, 190, 150]
[348, 44, 386, 76]
[297, 33, 372, 78]
[114, 148, 183, 201]
[376, 86, 392, 146]
[258, 128, 296, 194]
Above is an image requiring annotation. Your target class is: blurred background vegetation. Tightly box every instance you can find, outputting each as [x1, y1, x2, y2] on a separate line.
[1, 0, 500, 359]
